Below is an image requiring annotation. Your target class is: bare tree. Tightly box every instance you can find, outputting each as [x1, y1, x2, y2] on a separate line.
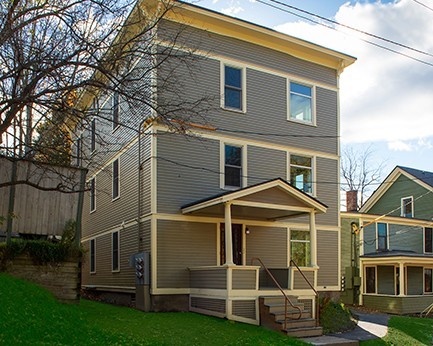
[0, 0, 214, 190]
[341, 145, 387, 208]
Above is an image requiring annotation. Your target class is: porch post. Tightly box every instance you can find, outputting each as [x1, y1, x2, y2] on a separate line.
[224, 202, 234, 265]
[399, 262, 405, 296]
[310, 211, 317, 267]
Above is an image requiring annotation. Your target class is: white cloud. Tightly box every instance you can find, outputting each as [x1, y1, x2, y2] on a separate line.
[274, 0, 433, 145]
[388, 140, 413, 152]
[221, 5, 244, 15]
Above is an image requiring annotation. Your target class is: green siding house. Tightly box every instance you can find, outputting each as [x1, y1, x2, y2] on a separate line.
[342, 166, 433, 314]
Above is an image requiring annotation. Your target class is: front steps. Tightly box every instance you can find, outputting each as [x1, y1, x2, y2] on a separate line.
[260, 296, 323, 338]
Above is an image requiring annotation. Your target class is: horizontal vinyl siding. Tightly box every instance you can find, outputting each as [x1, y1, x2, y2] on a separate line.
[81, 224, 137, 288]
[407, 266, 423, 295]
[363, 224, 376, 254]
[246, 226, 288, 267]
[317, 230, 339, 287]
[190, 297, 226, 313]
[293, 270, 314, 290]
[315, 157, 339, 226]
[377, 266, 395, 295]
[363, 295, 433, 314]
[232, 300, 256, 320]
[232, 269, 256, 290]
[389, 224, 423, 253]
[190, 269, 226, 289]
[140, 219, 151, 253]
[247, 146, 286, 186]
[156, 133, 221, 214]
[157, 220, 217, 288]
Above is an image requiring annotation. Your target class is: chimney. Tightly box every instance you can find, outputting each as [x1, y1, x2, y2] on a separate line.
[346, 190, 358, 212]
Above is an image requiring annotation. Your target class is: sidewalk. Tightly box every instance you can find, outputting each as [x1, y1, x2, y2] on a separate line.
[301, 308, 390, 346]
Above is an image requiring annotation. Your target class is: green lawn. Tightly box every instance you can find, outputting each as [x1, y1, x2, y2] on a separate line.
[361, 315, 433, 346]
[0, 273, 306, 345]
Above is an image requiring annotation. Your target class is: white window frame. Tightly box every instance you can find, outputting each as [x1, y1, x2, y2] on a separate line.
[364, 266, 377, 294]
[424, 227, 433, 254]
[112, 91, 120, 132]
[376, 223, 389, 251]
[289, 228, 311, 267]
[112, 231, 120, 273]
[90, 238, 96, 274]
[287, 80, 316, 126]
[401, 196, 414, 218]
[424, 267, 433, 294]
[220, 142, 247, 190]
[220, 61, 247, 113]
[112, 158, 120, 201]
[89, 176, 96, 213]
[287, 153, 315, 196]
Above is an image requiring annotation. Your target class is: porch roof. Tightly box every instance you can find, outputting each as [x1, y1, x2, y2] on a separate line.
[181, 178, 327, 220]
[361, 250, 433, 259]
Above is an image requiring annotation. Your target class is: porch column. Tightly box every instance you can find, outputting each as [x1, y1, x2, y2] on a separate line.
[399, 262, 405, 296]
[310, 211, 317, 267]
[224, 202, 234, 265]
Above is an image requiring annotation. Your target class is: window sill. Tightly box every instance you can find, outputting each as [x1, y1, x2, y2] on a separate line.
[112, 269, 121, 273]
[287, 118, 316, 127]
[112, 196, 120, 202]
[112, 125, 120, 133]
[90, 209, 96, 214]
[221, 106, 246, 114]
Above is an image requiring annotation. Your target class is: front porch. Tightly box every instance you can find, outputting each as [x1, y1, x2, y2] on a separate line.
[360, 251, 433, 314]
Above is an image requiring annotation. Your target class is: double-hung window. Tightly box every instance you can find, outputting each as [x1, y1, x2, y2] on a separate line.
[112, 231, 120, 272]
[224, 144, 243, 188]
[290, 155, 313, 194]
[90, 239, 96, 273]
[90, 177, 96, 212]
[365, 267, 376, 293]
[377, 223, 388, 251]
[425, 227, 433, 253]
[401, 196, 413, 218]
[112, 159, 119, 200]
[112, 91, 119, 130]
[425, 268, 433, 293]
[289, 82, 313, 124]
[290, 230, 310, 267]
[223, 65, 244, 111]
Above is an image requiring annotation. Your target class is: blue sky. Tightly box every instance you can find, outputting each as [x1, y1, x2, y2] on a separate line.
[188, 0, 433, 179]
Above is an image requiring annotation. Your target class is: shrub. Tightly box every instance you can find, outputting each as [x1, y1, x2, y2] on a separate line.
[319, 298, 355, 334]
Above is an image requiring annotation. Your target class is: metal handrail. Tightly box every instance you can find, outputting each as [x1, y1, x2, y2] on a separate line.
[251, 257, 302, 330]
[290, 259, 320, 327]
[420, 302, 433, 318]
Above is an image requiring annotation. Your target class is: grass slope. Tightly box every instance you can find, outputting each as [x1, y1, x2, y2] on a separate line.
[361, 315, 433, 346]
[0, 274, 307, 345]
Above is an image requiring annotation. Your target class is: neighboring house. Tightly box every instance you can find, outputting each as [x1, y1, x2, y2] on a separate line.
[78, 0, 355, 336]
[341, 166, 433, 314]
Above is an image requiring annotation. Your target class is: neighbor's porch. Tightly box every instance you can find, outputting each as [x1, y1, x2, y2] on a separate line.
[360, 253, 433, 314]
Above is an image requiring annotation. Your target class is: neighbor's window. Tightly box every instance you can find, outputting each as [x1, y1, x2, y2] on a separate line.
[290, 155, 313, 194]
[112, 91, 119, 130]
[425, 268, 433, 293]
[112, 231, 120, 272]
[289, 82, 313, 123]
[377, 223, 388, 251]
[91, 118, 96, 152]
[112, 159, 119, 200]
[224, 144, 242, 188]
[90, 177, 96, 212]
[365, 267, 376, 293]
[401, 196, 413, 218]
[224, 65, 243, 110]
[90, 239, 96, 273]
[425, 228, 433, 253]
[290, 230, 310, 267]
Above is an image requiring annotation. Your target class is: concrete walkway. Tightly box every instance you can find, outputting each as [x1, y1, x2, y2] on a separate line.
[301, 308, 390, 346]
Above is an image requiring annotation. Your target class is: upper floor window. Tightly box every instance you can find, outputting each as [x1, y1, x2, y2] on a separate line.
[377, 223, 388, 251]
[90, 177, 96, 212]
[90, 118, 96, 152]
[290, 230, 310, 267]
[289, 82, 313, 124]
[112, 231, 120, 272]
[290, 155, 313, 194]
[224, 144, 243, 189]
[425, 227, 433, 253]
[90, 239, 96, 273]
[223, 64, 245, 111]
[112, 159, 119, 200]
[112, 91, 119, 131]
[401, 196, 413, 218]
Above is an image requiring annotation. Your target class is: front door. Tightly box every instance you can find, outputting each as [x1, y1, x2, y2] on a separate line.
[220, 224, 243, 265]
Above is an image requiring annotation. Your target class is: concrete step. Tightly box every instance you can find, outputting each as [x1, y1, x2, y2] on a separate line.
[284, 326, 323, 338]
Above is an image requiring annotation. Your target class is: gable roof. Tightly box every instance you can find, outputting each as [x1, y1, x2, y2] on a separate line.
[360, 166, 433, 213]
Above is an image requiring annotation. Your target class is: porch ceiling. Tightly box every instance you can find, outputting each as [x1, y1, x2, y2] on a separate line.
[181, 178, 327, 221]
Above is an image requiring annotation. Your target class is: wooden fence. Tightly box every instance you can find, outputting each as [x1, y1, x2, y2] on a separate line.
[0, 156, 86, 237]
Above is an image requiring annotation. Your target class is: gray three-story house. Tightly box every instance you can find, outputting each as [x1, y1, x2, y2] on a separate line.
[78, 0, 355, 337]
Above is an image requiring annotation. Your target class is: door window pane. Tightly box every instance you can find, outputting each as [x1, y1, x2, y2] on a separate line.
[366, 267, 376, 293]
